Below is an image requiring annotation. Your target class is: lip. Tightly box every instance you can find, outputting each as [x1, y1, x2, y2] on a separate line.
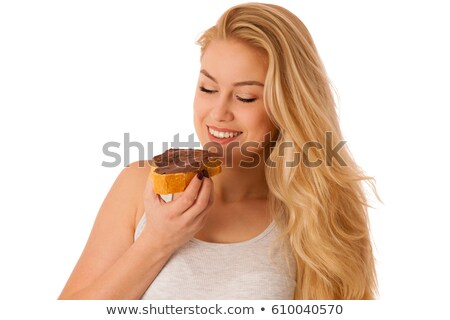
[207, 125, 242, 133]
[207, 125, 243, 145]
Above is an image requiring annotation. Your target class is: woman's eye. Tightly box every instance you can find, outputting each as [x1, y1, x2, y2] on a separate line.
[236, 96, 257, 103]
[199, 86, 217, 94]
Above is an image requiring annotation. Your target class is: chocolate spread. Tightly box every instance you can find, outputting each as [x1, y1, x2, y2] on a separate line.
[152, 148, 221, 174]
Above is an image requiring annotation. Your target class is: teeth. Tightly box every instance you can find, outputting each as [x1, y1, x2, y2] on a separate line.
[209, 127, 242, 139]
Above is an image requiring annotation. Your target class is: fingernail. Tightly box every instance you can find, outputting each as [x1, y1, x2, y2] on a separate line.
[197, 171, 204, 180]
[202, 169, 209, 178]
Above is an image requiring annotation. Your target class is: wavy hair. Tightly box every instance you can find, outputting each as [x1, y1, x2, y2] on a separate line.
[196, 2, 378, 299]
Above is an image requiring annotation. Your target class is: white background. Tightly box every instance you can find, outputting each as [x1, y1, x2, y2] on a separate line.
[1, 0, 449, 318]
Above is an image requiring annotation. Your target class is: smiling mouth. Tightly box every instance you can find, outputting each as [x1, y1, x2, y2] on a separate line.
[208, 126, 243, 139]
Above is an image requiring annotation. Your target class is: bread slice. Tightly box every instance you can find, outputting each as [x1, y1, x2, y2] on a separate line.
[149, 148, 222, 195]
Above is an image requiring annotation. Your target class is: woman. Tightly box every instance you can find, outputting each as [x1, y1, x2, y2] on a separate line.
[59, 2, 377, 300]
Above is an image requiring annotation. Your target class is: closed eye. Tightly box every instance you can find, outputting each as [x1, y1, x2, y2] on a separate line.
[199, 86, 217, 94]
[200, 86, 256, 103]
[236, 96, 257, 103]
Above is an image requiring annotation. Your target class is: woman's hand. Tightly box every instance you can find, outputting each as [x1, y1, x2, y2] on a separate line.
[142, 170, 214, 251]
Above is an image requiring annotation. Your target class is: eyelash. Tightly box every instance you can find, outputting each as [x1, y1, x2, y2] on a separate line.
[199, 86, 217, 94]
[199, 86, 257, 103]
[237, 96, 256, 103]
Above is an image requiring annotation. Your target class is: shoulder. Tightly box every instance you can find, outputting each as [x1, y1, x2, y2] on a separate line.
[118, 160, 153, 185]
[122, 160, 153, 227]
[99, 160, 153, 230]
[125, 159, 153, 172]
[124, 160, 153, 176]
[112, 160, 153, 197]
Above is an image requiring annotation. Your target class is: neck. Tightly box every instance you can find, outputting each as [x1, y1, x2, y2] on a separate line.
[212, 160, 268, 203]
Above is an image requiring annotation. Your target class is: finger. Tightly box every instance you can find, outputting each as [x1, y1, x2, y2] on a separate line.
[196, 176, 214, 213]
[196, 207, 210, 229]
[191, 190, 213, 228]
[184, 174, 213, 219]
[207, 178, 214, 207]
[169, 171, 204, 214]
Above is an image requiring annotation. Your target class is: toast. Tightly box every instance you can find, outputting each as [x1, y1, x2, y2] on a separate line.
[149, 148, 222, 194]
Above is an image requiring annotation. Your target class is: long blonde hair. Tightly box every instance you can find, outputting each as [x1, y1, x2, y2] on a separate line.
[197, 2, 378, 299]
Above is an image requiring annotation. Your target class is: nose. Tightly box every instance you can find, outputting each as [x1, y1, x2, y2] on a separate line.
[210, 95, 234, 122]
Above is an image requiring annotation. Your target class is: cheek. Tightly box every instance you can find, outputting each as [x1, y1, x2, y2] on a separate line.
[249, 109, 275, 136]
[194, 95, 208, 121]
[193, 94, 209, 139]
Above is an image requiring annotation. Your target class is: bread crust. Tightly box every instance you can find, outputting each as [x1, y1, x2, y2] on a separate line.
[149, 161, 221, 195]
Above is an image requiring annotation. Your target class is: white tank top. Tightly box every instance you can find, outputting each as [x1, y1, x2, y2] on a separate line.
[134, 194, 297, 299]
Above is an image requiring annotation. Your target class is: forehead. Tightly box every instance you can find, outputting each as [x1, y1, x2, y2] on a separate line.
[200, 39, 267, 82]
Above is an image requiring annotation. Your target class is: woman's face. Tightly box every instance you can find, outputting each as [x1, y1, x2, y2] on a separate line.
[194, 39, 277, 166]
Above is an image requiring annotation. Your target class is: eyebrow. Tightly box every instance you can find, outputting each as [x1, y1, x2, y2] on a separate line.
[200, 69, 264, 87]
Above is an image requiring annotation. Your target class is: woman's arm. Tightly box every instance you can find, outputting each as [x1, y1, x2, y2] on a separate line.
[58, 161, 213, 299]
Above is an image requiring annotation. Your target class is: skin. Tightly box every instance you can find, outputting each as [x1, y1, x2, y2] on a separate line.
[58, 39, 277, 299]
[185, 38, 279, 242]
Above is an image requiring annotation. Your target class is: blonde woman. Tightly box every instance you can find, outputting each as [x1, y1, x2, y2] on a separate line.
[59, 2, 377, 300]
